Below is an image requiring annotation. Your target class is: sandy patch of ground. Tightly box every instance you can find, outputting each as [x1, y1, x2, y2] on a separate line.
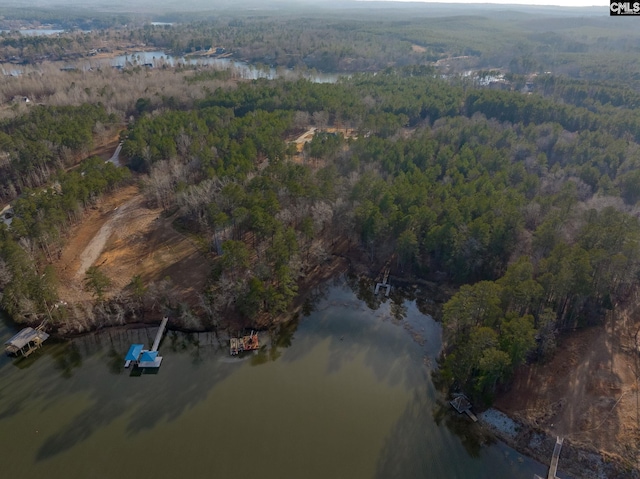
[89, 133, 122, 162]
[411, 44, 427, 53]
[292, 127, 317, 153]
[291, 126, 359, 153]
[289, 126, 359, 167]
[54, 183, 209, 306]
[495, 306, 640, 470]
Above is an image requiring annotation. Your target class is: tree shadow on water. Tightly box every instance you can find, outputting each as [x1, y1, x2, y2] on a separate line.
[431, 400, 495, 458]
[35, 328, 234, 462]
[375, 393, 497, 479]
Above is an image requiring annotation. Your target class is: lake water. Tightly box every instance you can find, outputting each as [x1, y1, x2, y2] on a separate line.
[0, 49, 344, 83]
[0, 277, 549, 478]
[0, 29, 65, 36]
[108, 50, 343, 83]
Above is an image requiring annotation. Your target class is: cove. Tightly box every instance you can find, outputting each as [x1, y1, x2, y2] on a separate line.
[0, 276, 549, 478]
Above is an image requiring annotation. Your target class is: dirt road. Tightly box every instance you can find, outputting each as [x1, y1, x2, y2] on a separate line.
[75, 195, 139, 279]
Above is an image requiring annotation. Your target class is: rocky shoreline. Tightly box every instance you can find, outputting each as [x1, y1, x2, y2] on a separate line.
[478, 408, 639, 479]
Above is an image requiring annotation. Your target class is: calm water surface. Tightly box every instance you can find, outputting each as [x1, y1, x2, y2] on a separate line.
[109, 50, 343, 82]
[0, 49, 343, 82]
[0, 278, 548, 479]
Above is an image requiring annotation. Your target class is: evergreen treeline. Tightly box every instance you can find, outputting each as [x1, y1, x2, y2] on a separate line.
[0, 104, 117, 202]
[0, 157, 130, 320]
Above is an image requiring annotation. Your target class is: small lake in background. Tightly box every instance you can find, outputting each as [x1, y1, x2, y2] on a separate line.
[0, 29, 65, 36]
[108, 50, 343, 83]
[0, 276, 550, 479]
[0, 49, 344, 83]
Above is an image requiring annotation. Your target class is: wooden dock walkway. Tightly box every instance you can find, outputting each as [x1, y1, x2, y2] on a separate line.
[151, 316, 168, 352]
[548, 436, 563, 479]
[374, 267, 391, 296]
[534, 436, 564, 479]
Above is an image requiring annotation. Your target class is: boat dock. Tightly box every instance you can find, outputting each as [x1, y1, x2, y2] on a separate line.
[4, 327, 49, 357]
[534, 436, 564, 479]
[124, 316, 168, 369]
[230, 331, 259, 355]
[151, 316, 168, 352]
[374, 267, 391, 296]
[450, 394, 478, 422]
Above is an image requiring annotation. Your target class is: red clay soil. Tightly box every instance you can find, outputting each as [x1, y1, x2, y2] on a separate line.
[495, 308, 640, 471]
[53, 183, 210, 307]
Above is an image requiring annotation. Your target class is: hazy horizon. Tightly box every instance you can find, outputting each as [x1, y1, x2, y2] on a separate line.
[0, 0, 610, 10]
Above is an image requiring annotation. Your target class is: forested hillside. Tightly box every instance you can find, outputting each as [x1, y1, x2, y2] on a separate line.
[1, 63, 640, 403]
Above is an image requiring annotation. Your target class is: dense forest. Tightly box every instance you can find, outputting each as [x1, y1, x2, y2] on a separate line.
[1, 5, 640, 410]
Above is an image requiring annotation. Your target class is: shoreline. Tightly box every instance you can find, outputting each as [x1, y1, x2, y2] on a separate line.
[3, 253, 637, 479]
[478, 407, 639, 479]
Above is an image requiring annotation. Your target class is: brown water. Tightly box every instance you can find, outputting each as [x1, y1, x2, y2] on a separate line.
[0, 278, 550, 478]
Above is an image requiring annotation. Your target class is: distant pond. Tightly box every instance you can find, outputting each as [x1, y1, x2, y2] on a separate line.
[0, 276, 551, 478]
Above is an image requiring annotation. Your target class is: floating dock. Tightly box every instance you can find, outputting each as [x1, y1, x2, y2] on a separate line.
[450, 394, 478, 422]
[4, 327, 49, 357]
[230, 331, 259, 355]
[124, 316, 168, 369]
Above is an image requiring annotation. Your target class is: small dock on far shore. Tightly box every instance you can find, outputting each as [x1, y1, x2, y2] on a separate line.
[374, 267, 391, 296]
[450, 394, 478, 422]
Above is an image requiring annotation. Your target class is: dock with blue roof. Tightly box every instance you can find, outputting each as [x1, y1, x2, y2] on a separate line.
[124, 316, 168, 369]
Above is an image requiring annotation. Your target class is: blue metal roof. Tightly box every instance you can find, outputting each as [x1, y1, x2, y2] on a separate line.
[125, 344, 144, 362]
[140, 350, 158, 362]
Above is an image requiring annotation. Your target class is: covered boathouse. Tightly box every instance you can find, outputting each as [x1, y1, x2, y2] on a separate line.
[4, 327, 50, 357]
[124, 344, 163, 368]
[123, 316, 168, 369]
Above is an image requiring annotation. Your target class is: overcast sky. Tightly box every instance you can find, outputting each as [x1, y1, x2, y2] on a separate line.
[371, 0, 607, 6]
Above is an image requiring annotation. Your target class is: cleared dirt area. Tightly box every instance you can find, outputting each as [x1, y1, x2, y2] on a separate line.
[496, 304, 640, 470]
[89, 133, 122, 162]
[291, 126, 358, 153]
[54, 183, 209, 307]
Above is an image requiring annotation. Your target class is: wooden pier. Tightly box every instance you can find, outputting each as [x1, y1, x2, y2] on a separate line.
[548, 436, 564, 479]
[374, 267, 391, 296]
[450, 394, 478, 422]
[533, 436, 564, 479]
[230, 331, 259, 355]
[151, 316, 168, 352]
